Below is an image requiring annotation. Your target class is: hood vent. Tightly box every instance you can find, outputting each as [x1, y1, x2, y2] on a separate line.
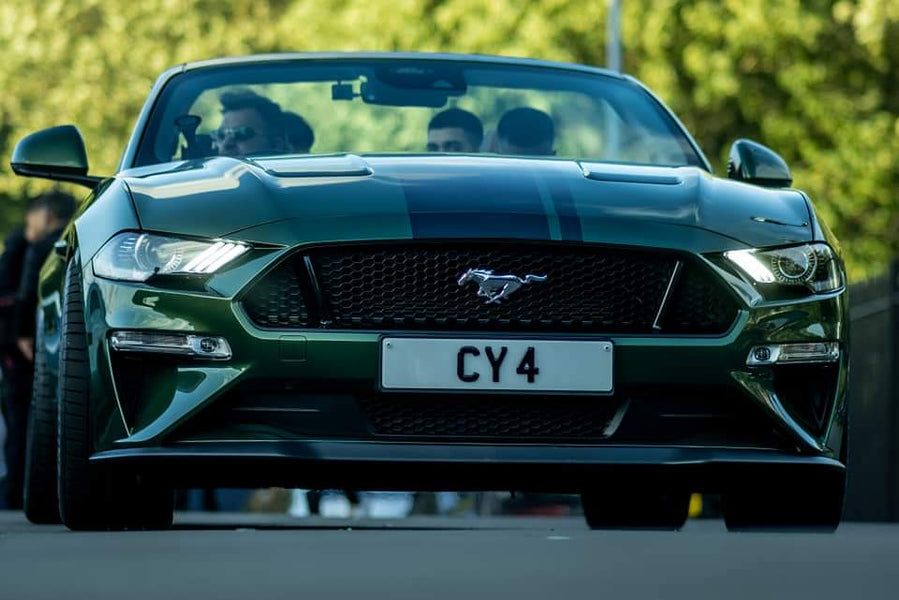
[254, 154, 373, 178]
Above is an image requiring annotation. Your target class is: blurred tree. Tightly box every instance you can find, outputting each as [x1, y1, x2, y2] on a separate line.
[622, 0, 899, 278]
[0, 0, 896, 277]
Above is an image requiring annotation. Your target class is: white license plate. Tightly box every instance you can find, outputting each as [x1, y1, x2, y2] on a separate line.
[380, 338, 613, 393]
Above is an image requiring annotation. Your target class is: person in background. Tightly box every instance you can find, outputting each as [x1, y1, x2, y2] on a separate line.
[426, 108, 484, 153]
[0, 227, 28, 508]
[282, 111, 315, 154]
[0, 191, 76, 509]
[495, 107, 556, 156]
[213, 90, 288, 157]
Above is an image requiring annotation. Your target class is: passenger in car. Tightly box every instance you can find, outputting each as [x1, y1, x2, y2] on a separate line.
[426, 108, 484, 153]
[213, 90, 288, 157]
[282, 111, 315, 154]
[495, 107, 555, 156]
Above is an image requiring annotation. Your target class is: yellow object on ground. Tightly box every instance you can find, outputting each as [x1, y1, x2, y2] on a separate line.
[688, 493, 703, 518]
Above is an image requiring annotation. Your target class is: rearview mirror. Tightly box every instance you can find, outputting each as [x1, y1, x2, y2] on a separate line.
[727, 139, 792, 188]
[360, 80, 450, 108]
[10, 125, 102, 188]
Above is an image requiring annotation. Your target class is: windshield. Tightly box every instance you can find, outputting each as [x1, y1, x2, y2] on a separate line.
[134, 58, 705, 168]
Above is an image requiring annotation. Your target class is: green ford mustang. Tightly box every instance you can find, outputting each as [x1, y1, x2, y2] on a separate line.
[11, 53, 848, 531]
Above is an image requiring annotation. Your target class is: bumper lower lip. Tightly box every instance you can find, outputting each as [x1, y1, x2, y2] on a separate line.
[90, 441, 845, 491]
[93, 440, 845, 465]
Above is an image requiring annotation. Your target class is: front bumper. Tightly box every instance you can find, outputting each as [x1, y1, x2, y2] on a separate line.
[80, 251, 849, 476]
[90, 441, 845, 492]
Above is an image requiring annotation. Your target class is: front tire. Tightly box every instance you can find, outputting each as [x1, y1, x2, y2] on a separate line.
[23, 336, 61, 524]
[57, 259, 173, 530]
[722, 468, 845, 532]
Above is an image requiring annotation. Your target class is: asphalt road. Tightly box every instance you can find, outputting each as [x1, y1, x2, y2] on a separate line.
[1, 512, 897, 600]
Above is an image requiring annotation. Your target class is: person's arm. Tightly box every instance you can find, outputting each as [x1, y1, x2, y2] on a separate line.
[14, 233, 58, 357]
[0, 228, 29, 351]
[0, 228, 28, 294]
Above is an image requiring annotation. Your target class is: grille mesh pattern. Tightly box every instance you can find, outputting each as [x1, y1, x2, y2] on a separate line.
[662, 264, 738, 334]
[242, 261, 310, 328]
[241, 243, 739, 335]
[310, 244, 677, 333]
[358, 394, 621, 439]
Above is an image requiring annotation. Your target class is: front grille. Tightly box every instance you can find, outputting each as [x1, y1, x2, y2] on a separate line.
[664, 263, 739, 334]
[242, 260, 309, 328]
[241, 243, 739, 334]
[357, 394, 621, 440]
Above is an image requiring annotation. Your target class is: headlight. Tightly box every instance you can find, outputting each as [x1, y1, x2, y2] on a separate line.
[93, 232, 250, 282]
[724, 243, 843, 294]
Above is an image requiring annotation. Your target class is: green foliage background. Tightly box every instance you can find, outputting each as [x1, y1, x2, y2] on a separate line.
[1, 0, 896, 279]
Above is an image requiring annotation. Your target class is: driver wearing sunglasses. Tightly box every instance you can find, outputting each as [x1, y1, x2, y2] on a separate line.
[214, 90, 288, 157]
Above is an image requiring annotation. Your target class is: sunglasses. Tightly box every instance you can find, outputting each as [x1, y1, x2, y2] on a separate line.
[211, 126, 259, 143]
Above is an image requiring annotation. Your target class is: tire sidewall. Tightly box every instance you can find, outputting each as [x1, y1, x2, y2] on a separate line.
[56, 258, 104, 529]
[23, 333, 61, 524]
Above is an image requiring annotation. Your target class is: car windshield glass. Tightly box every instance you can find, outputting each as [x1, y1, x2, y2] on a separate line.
[134, 58, 705, 168]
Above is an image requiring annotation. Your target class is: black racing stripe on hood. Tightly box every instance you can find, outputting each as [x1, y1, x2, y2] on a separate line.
[403, 177, 551, 239]
[548, 182, 582, 241]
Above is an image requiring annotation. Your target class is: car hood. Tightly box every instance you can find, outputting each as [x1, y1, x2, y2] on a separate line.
[121, 154, 814, 252]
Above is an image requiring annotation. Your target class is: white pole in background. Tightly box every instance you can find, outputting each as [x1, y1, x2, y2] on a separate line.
[605, 0, 622, 158]
[607, 0, 622, 73]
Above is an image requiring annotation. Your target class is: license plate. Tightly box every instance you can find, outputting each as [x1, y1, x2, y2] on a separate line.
[380, 338, 613, 393]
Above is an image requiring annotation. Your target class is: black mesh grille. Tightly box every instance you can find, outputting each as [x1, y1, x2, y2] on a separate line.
[312, 244, 676, 333]
[241, 243, 739, 335]
[358, 394, 621, 440]
[242, 261, 310, 328]
[662, 263, 738, 334]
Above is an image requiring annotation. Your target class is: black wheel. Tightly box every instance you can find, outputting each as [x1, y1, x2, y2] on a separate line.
[23, 335, 61, 524]
[581, 485, 690, 530]
[57, 259, 173, 530]
[722, 468, 845, 532]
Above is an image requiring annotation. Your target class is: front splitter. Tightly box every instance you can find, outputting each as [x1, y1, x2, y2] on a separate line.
[91, 441, 843, 492]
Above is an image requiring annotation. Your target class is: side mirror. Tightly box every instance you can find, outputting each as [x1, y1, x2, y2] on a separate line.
[10, 125, 102, 188]
[727, 138, 792, 188]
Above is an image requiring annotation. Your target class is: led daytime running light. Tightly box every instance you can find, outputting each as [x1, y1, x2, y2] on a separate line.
[724, 250, 776, 283]
[109, 330, 232, 359]
[93, 232, 249, 282]
[746, 342, 840, 366]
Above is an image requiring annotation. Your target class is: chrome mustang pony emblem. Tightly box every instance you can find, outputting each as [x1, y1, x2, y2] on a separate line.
[457, 269, 548, 304]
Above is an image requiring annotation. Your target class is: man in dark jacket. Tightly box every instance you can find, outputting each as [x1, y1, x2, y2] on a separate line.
[0, 191, 76, 509]
[0, 227, 28, 348]
[0, 227, 28, 508]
